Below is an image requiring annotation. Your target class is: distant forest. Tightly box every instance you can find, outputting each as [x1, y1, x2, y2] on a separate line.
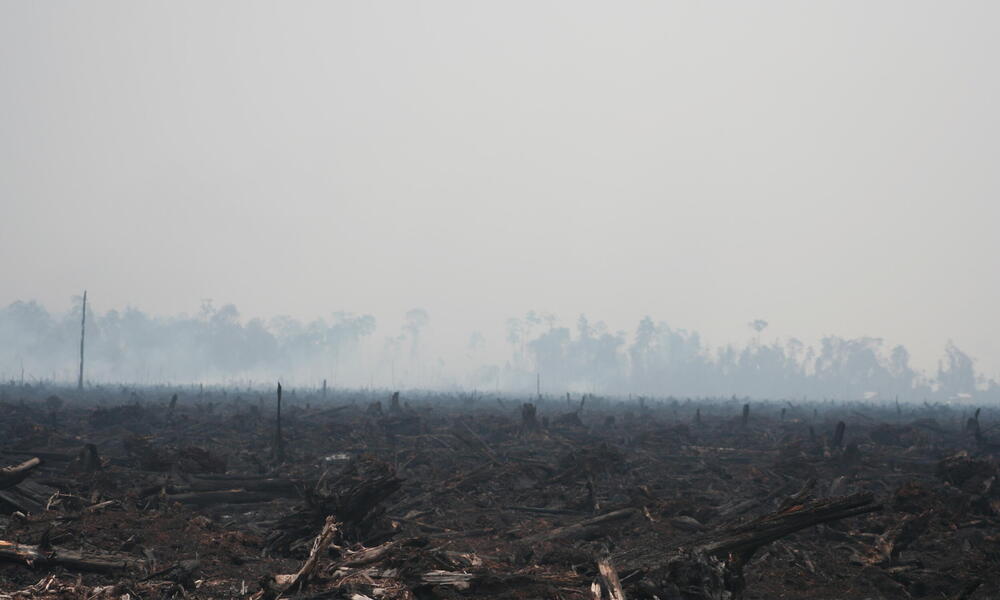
[0, 298, 992, 401]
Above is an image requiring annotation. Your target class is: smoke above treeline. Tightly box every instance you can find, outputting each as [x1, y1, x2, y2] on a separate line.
[0, 297, 992, 402]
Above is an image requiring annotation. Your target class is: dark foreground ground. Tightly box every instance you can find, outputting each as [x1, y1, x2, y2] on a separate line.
[0, 384, 997, 599]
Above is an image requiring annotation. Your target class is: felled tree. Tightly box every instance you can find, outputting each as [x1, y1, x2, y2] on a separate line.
[625, 492, 880, 600]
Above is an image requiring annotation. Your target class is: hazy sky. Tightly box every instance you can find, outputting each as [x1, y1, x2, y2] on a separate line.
[2, 2, 998, 376]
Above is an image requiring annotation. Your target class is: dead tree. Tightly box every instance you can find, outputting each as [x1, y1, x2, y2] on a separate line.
[77, 444, 101, 473]
[967, 407, 982, 444]
[832, 421, 846, 448]
[521, 403, 539, 433]
[78, 290, 87, 390]
[274, 383, 285, 462]
[266, 457, 401, 555]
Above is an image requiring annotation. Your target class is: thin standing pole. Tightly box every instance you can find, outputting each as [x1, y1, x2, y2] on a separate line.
[274, 382, 285, 462]
[78, 290, 87, 390]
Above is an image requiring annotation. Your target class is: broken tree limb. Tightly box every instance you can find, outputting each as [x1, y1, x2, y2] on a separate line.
[263, 517, 339, 599]
[453, 420, 503, 466]
[0, 458, 41, 490]
[421, 570, 476, 589]
[598, 557, 627, 600]
[775, 477, 817, 513]
[866, 509, 932, 566]
[335, 539, 403, 568]
[520, 508, 638, 545]
[142, 559, 201, 588]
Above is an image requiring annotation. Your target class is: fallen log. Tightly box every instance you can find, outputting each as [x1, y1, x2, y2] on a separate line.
[187, 477, 298, 493]
[503, 505, 587, 516]
[421, 570, 476, 589]
[0, 539, 136, 573]
[0, 487, 45, 514]
[166, 489, 278, 506]
[699, 492, 879, 559]
[3, 450, 76, 462]
[0, 458, 40, 490]
[1, 448, 127, 469]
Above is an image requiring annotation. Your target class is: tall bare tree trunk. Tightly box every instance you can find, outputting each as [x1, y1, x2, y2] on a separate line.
[78, 290, 87, 390]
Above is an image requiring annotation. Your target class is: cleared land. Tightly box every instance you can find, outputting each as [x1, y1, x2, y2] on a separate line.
[0, 384, 996, 599]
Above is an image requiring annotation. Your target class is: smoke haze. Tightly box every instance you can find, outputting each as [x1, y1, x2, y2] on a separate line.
[2, 2, 998, 392]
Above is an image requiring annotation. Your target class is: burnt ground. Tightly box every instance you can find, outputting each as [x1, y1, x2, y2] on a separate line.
[0, 384, 998, 599]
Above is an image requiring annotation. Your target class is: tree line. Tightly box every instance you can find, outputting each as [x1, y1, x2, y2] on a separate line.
[1, 299, 992, 401]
